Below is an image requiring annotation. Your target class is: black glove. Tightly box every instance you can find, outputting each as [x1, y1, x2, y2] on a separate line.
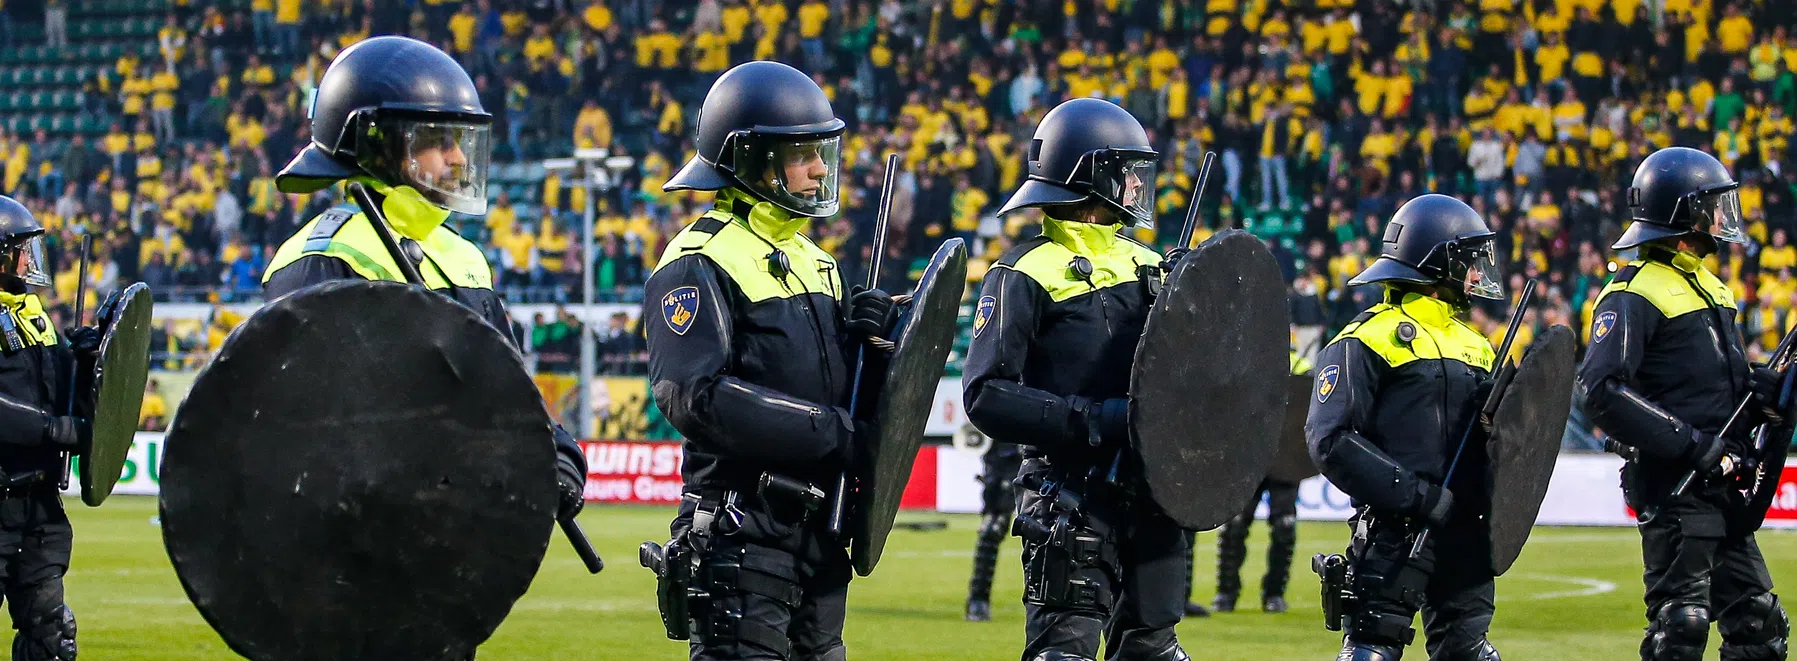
[1750, 364, 1787, 427]
[65, 326, 101, 359]
[1079, 397, 1131, 447]
[1418, 484, 1455, 526]
[844, 286, 897, 343]
[1687, 429, 1727, 475]
[836, 413, 868, 471]
[1160, 247, 1191, 273]
[45, 416, 90, 453]
[1474, 374, 1499, 433]
[555, 456, 585, 520]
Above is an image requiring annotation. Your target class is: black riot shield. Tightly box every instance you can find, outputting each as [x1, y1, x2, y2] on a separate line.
[161, 280, 558, 661]
[851, 238, 967, 576]
[1130, 229, 1291, 531]
[1269, 375, 1321, 484]
[79, 282, 153, 506]
[1486, 325, 1576, 576]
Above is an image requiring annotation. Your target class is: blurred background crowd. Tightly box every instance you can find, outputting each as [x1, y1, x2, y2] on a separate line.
[0, 0, 1792, 440]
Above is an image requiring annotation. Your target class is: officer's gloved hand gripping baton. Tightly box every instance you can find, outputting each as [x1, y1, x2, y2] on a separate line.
[348, 182, 604, 574]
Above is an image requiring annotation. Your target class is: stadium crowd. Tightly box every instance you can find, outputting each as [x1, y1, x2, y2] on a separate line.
[0, 0, 1794, 373]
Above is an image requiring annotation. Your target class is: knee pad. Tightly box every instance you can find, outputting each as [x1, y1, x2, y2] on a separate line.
[1719, 593, 1789, 661]
[979, 513, 1010, 539]
[1649, 603, 1711, 661]
[10, 604, 74, 661]
[1336, 639, 1404, 661]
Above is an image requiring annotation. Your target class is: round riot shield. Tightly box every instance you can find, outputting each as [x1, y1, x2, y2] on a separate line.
[851, 238, 967, 576]
[161, 280, 558, 661]
[1487, 325, 1576, 575]
[1129, 229, 1291, 531]
[80, 282, 153, 506]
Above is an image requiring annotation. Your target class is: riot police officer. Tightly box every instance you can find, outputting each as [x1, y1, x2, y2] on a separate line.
[641, 60, 895, 661]
[0, 196, 94, 661]
[1578, 146, 1788, 661]
[1204, 346, 1311, 615]
[963, 97, 1189, 661]
[1307, 194, 1504, 661]
[261, 37, 587, 541]
[966, 438, 1022, 622]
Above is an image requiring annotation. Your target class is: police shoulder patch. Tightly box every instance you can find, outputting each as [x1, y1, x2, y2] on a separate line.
[973, 295, 997, 338]
[1316, 364, 1340, 404]
[1592, 310, 1617, 343]
[662, 286, 700, 336]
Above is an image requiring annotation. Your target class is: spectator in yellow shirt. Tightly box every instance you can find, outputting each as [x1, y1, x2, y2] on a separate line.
[449, 4, 478, 53]
[634, 19, 679, 70]
[149, 68, 178, 142]
[241, 54, 275, 89]
[121, 67, 153, 118]
[799, 0, 829, 69]
[950, 176, 990, 235]
[574, 99, 613, 150]
[1717, 4, 1753, 55]
[693, 30, 730, 73]
[1763, 228, 1797, 273]
[273, 0, 301, 56]
[1535, 33, 1571, 83]
[720, 0, 752, 43]
[523, 24, 557, 64]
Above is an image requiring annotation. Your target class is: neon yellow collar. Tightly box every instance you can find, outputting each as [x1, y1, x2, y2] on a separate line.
[1042, 216, 1121, 256]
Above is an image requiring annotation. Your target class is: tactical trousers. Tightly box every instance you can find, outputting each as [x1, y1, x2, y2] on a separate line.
[1215, 479, 1299, 602]
[971, 446, 1023, 605]
[1636, 493, 1787, 661]
[1341, 513, 1496, 661]
[674, 497, 852, 661]
[1017, 486, 1189, 661]
[0, 492, 74, 661]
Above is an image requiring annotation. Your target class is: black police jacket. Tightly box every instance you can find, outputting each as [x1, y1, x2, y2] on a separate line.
[644, 191, 859, 491]
[1305, 291, 1495, 516]
[1577, 247, 1752, 499]
[262, 201, 587, 479]
[0, 291, 85, 477]
[961, 217, 1160, 470]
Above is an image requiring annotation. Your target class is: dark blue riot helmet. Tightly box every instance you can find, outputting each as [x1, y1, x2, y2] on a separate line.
[1351, 194, 1503, 302]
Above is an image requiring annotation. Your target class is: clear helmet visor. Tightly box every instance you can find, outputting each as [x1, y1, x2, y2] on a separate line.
[1090, 151, 1158, 228]
[1462, 243, 1503, 300]
[386, 119, 491, 216]
[2, 236, 49, 289]
[737, 135, 842, 218]
[1696, 188, 1746, 244]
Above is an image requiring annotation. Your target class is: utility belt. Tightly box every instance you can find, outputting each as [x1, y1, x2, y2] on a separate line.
[639, 472, 827, 644]
[0, 469, 53, 500]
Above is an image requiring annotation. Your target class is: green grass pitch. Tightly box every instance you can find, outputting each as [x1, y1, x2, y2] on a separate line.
[65, 498, 1794, 659]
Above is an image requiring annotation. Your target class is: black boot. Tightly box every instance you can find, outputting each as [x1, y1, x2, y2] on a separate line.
[966, 599, 992, 622]
[1184, 600, 1212, 617]
[1263, 595, 1287, 613]
[1212, 592, 1237, 613]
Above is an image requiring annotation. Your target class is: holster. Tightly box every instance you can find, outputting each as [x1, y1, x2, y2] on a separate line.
[1015, 465, 1112, 611]
[639, 490, 744, 641]
[1312, 552, 1357, 632]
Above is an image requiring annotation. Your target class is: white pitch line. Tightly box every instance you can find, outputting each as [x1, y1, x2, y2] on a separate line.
[1500, 573, 1618, 602]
